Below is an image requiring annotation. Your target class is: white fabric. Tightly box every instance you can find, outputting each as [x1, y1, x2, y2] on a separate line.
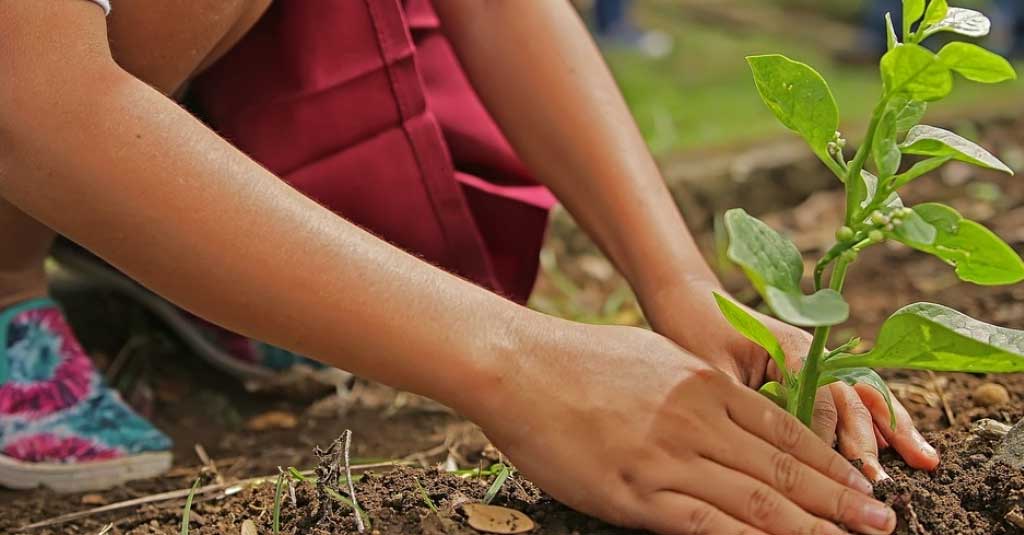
[89, 0, 111, 15]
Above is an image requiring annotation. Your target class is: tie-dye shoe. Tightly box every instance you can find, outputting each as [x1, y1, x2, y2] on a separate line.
[49, 244, 352, 394]
[0, 298, 172, 492]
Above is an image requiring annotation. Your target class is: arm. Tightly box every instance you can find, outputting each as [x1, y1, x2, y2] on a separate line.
[0, 4, 889, 533]
[432, 0, 716, 340]
[0, 0, 512, 416]
[434, 0, 938, 479]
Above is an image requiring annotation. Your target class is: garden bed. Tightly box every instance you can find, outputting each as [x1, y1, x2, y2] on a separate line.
[2, 113, 1024, 534]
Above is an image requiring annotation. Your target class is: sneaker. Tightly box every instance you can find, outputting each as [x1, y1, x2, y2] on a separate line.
[49, 244, 352, 393]
[0, 298, 172, 492]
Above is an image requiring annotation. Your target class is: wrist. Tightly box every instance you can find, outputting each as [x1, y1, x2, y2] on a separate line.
[639, 273, 725, 335]
[429, 301, 555, 424]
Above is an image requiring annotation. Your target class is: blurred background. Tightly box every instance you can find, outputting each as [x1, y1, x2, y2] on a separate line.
[529, 0, 1024, 326]
[582, 0, 1022, 154]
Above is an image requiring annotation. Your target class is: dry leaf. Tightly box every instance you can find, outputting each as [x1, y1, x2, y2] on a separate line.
[463, 503, 535, 534]
[245, 410, 298, 431]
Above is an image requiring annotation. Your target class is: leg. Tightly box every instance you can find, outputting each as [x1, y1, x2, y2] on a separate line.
[0, 197, 53, 308]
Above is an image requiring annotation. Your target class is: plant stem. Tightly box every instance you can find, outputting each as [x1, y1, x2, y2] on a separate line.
[794, 257, 852, 425]
[844, 98, 889, 225]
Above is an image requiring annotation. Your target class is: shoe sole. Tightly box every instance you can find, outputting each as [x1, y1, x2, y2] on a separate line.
[0, 451, 172, 493]
[48, 246, 353, 392]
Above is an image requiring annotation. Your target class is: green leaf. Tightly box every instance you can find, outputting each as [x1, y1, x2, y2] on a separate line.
[888, 208, 937, 245]
[891, 156, 952, 188]
[922, 0, 948, 27]
[873, 103, 903, 178]
[851, 170, 879, 219]
[901, 125, 1012, 173]
[937, 42, 1017, 84]
[922, 7, 991, 39]
[825, 302, 1024, 373]
[818, 368, 896, 429]
[759, 381, 788, 409]
[713, 292, 787, 373]
[904, 203, 1024, 285]
[765, 286, 850, 327]
[747, 55, 839, 160]
[723, 209, 850, 327]
[881, 44, 953, 101]
[724, 208, 803, 294]
[891, 96, 928, 134]
[885, 12, 899, 50]
[903, 0, 925, 39]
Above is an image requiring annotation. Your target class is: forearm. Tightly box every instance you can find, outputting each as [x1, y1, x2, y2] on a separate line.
[0, 16, 529, 420]
[435, 0, 719, 325]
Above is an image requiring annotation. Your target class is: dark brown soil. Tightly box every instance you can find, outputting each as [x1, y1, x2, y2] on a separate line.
[2, 113, 1024, 534]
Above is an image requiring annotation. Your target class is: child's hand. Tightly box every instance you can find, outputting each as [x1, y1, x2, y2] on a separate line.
[647, 279, 939, 482]
[474, 322, 896, 535]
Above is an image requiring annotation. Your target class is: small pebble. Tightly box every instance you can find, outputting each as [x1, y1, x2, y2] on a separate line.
[974, 383, 1010, 407]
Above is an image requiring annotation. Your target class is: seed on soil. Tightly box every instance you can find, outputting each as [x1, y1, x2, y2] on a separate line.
[240, 519, 257, 535]
[462, 503, 536, 534]
[80, 494, 108, 506]
[245, 410, 299, 431]
[973, 383, 1010, 407]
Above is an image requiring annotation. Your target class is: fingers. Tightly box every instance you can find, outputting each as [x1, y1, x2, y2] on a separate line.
[874, 424, 890, 450]
[680, 459, 894, 535]
[706, 423, 896, 535]
[643, 491, 768, 535]
[832, 382, 889, 482]
[855, 384, 940, 471]
[725, 384, 873, 493]
[812, 385, 839, 446]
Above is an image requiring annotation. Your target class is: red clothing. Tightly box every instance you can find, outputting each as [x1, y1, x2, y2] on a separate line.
[190, 0, 555, 303]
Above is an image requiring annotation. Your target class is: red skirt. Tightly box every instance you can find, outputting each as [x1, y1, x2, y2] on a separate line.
[189, 0, 555, 304]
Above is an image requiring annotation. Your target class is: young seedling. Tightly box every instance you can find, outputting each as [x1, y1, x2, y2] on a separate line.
[716, 1, 1022, 429]
[179, 478, 201, 535]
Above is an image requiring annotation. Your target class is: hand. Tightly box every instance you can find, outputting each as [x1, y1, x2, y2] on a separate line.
[473, 320, 897, 535]
[646, 279, 940, 482]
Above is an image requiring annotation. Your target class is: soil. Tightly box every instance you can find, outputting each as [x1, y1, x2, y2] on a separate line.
[2, 113, 1024, 534]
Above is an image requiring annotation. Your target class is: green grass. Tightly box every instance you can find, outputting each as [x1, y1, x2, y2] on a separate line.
[609, 3, 1023, 154]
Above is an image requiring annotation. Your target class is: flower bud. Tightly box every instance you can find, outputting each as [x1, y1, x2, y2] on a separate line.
[868, 229, 885, 243]
[836, 226, 855, 242]
[870, 211, 889, 226]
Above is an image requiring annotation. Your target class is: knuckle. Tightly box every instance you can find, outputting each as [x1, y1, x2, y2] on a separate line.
[813, 398, 839, 425]
[747, 486, 780, 523]
[771, 451, 802, 493]
[774, 413, 804, 452]
[833, 488, 856, 522]
[683, 505, 715, 535]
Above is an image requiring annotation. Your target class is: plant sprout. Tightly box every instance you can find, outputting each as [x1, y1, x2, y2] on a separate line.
[715, 1, 1021, 428]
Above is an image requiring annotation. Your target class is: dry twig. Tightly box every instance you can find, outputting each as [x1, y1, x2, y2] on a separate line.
[927, 371, 957, 427]
[343, 430, 366, 533]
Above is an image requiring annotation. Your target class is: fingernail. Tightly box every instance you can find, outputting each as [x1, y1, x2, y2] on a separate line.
[916, 433, 937, 457]
[862, 502, 895, 532]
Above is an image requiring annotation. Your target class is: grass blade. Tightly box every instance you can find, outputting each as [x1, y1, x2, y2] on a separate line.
[413, 477, 438, 513]
[324, 487, 373, 530]
[272, 470, 286, 534]
[482, 464, 511, 505]
[179, 478, 201, 535]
